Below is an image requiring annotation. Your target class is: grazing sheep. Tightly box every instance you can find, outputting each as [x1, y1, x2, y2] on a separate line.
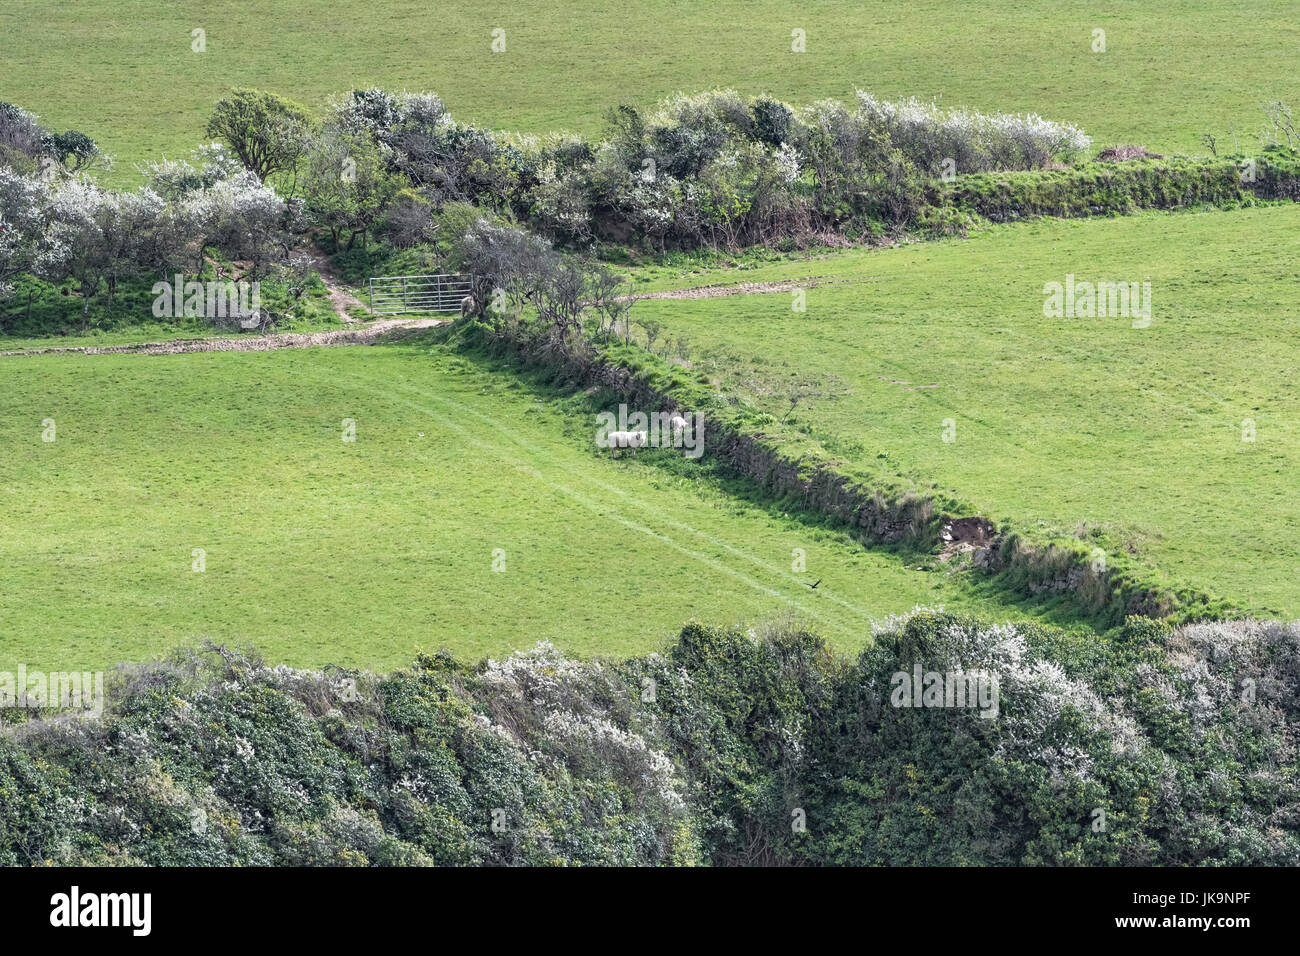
[668, 412, 704, 458]
[460, 295, 476, 318]
[607, 429, 647, 458]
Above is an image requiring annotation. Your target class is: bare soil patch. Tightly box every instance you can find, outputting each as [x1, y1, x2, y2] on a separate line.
[939, 516, 997, 563]
[632, 274, 873, 300]
[0, 318, 446, 358]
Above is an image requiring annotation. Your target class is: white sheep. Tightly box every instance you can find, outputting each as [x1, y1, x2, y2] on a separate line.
[668, 413, 690, 436]
[607, 429, 647, 459]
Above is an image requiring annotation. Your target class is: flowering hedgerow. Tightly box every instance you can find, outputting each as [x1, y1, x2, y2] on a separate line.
[1, 611, 1296, 866]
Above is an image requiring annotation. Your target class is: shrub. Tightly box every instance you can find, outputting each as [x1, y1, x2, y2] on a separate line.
[382, 188, 436, 248]
[946, 156, 1261, 222]
[0, 101, 46, 165]
[301, 126, 399, 249]
[2, 611, 1298, 866]
[751, 97, 795, 147]
[855, 92, 1092, 174]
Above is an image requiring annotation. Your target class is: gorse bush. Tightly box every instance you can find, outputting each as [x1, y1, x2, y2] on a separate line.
[3, 611, 1297, 866]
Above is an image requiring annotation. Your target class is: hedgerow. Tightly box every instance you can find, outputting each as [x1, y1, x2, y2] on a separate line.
[3, 611, 1296, 865]
[5, 88, 1300, 337]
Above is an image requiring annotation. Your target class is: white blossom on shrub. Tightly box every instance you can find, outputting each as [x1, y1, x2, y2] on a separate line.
[0, 166, 51, 297]
[855, 92, 1091, 173]
[479, 642, 689, 814]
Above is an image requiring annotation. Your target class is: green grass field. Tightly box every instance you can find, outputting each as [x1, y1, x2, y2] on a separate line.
[0, 335, 1061, 672]
[3, 0, 1297, 184]
[632, 204, 1300, 617]
[4, 0, 1299, 672]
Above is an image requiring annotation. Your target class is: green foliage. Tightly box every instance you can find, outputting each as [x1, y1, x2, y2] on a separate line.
[42, 129, 102, 173]
[949, 158, 1248, 221]
[5, 612, 1296, 865]
[205, 88, 313, 183]
[0, 641, 706, 866]
[947, 148, 1300, 222]
[301, 126, 399, 249]
[0, 268, 336, 339]
[751, 98, 794, 148]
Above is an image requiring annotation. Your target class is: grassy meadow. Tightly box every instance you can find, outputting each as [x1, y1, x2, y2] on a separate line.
[631, 204, 1300, 617]
[0, 335, 1062, 673]
[3, 0, 1299, 667]
[2, 0, 1298, 184]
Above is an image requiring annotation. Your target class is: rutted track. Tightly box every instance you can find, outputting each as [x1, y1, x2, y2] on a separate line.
[630, 274, 874, 300]
[0, 318, 447, 357]
[0, 271, 866, 358]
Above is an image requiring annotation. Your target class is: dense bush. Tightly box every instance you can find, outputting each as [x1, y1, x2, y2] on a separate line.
[320, 87, 1088, 251]
[1, 142, 305, 332]
[949, 158, 1253, 221]
[308, 89, 1298, 252]
[855, 93, 1092, 174]
[458, 218, 631, 348]
[0, 642, 701, 866]
[5, 88, 1300, 338]
[3, 611, 1296, 865]
[300, 125, 398, 249]
[0, 100, 104, 175]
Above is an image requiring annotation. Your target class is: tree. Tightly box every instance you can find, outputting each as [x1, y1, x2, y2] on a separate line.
[41, 180, 163, 328]
[205, 171, 297, 278]
[0, 101, 46, 169]
[387, 113, 519, 210]
[1262, 100, 1298, 149]
[329, 88, 405, 138]
[460, 219, 557, 325]
[42, 130, 106, 174]
[205, 89, 312, 184]
[585, 260, 633, 344]
[751, 97, 795, 147]
[142, 144, 243, 201]
[383, 188, 436, 248]
[149, 163, 297, 280]
[0, 168, 50, 299]
[301, 127, 399, 249]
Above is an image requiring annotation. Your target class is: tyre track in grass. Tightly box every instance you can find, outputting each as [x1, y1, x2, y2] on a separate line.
[321, 362, 901, 639]
[305, 367, 869, 639]
[380, 372, 886, 624]
[3, 318, 903, 635]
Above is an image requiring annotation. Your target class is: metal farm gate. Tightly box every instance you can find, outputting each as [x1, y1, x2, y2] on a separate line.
[367, 273, 474, 314]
